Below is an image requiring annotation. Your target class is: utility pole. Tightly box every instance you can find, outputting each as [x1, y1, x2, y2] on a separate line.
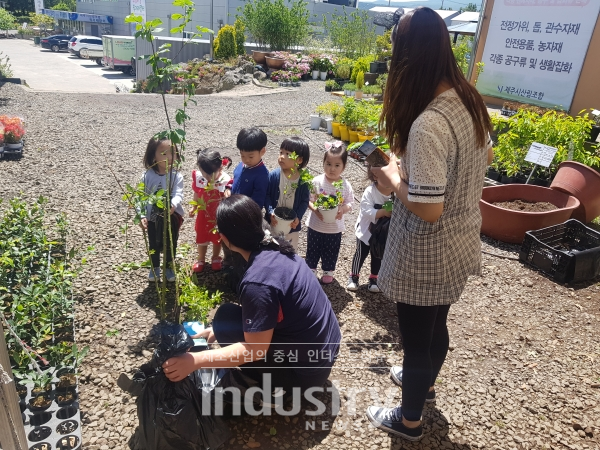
[209, 0, 214, 59]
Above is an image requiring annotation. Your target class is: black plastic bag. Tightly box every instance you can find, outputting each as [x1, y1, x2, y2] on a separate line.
[369, 216, 391, 260]
[133, 323, 231, 450]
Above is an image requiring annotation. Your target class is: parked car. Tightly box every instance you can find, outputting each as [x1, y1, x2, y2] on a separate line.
[41, 35, 73, 52]
[68, 36, 103, 58]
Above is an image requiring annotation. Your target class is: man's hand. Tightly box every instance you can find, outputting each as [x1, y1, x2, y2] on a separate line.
[140, 218, 148, 229]
[290, 218, 299, 228]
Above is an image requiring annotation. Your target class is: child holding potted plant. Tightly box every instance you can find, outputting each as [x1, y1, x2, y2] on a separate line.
[265, 137, 311, 250]
[189, 148, 233, 273]
[347, 164, 393, 293]
[305, 142, 354, 284]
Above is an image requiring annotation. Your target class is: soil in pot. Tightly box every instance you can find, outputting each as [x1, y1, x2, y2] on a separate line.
[492, 200, 558, 212]
[56, 389, 77, 406]
[32, 385, 51, 396]
[29, 394, 52, 411]
[17, 383, 28, 399]
[57, 373, 77, 389]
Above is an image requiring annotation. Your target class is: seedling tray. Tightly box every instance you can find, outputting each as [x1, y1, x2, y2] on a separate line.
[519, 219, 600, 283]
[21, 368, 82, 450]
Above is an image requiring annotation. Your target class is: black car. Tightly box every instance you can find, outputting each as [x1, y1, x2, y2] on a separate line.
[41, 35, 73, 52]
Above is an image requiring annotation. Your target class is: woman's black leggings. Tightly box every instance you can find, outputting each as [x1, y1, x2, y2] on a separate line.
[396, 302, 451, 422]
[212, 303, 333, 394]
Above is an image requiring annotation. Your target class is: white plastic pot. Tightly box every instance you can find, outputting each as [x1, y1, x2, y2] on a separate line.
[6, 142, 23, 149]
[320, 71, 327, 81]
[272, 207, 297, 236]
[325, 118, 333, 134]
[312, 70, 319, 80]
[310, 114, 322, 130]
[344, 90, 350, 96]
[319, 207, 338, 223]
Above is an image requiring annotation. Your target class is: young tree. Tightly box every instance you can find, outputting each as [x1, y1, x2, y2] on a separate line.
[51, 0, 76, 12]
[460, 3, 479, 12]
[0, 7, 17, 31]
[323, 7, 376, 59]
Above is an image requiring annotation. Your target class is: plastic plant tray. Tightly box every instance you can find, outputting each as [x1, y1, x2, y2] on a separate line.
[20, 367, 82, 450]
[519, 219, 600, 283]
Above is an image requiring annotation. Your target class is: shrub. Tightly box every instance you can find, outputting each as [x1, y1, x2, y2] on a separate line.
[351, 54, 375, 83]
[375, 29, 392, 61]
[452, 36, 472, 76]
[324, 7, 376, 59]
[334, 57, 354, 80]
[0, 51, 12, 79]
[0, 8, 16, 31]
[234, 18, 246, 55]
[214, 25, 237, 59]
[239, 0, 310, 51]
[356, 71, 364, 91]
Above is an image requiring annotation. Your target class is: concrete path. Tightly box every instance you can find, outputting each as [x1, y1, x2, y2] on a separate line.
[1, 39, 135, 93]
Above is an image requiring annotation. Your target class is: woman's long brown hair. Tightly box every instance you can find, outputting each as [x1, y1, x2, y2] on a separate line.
[381, 7, 491, 156]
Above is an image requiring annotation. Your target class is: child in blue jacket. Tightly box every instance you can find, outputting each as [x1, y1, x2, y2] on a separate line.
[265, 137, 311, 251]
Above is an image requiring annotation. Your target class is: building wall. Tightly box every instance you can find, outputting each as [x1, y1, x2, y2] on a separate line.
[77, 0, 384, 40]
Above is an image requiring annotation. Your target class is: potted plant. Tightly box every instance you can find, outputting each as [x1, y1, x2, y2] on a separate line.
[0, 116, 25, 149]
[338, 98, 356, 142]
[56, 343, 88, 391]
[320, 57, 332, 81]
[310, 111, 322, 130]
[313, 180, 344, 223]
[273, 167, 313, 236]
[316, 101, 342, 135]
[334, 59, 352, 85]
[355, 71, 364, 100]
[312, 57, 320, 80]
[342, 83, 354, 97]
[291, 75, 300, 87]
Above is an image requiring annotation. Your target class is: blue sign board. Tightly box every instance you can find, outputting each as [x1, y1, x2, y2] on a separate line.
[41, 9, 113, 24]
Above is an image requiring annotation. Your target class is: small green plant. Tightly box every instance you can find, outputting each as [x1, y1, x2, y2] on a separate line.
[375, 29, 392, 61]
[179, 267, 223, 324]
[0, 50, 13, 79]
[314, 180, 344, 211]
[356, 71, 364, 92]
[214, 24, 237, 59]
[334, 58, 353, 80]
[316, 100, 342, 120]
[351, 55, 375, 83]
[342, 82, 356, 92]
[106, 329, 120, 337]
[27, 371, 53, 392]
[234, 18, 246, 56]
[114, 259, 151, 272]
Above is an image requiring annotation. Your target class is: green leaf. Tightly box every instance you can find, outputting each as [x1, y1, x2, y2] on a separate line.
[147, 18, 163, 27]
[125, 14, 143, 23]
[196, 25, 213, 34]
[173, 0, 194, 7]
[171, 26, 184, 34]
[171, 13, 183, 20]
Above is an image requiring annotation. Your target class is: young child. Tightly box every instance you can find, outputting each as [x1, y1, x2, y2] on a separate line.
[347, 164, 393, 293]
[231, 127, 269, 209]
[226, 127, 270, 273]
[139, 137, 184, 282]
[265, 137, 311, 251]
[189, 148, 232, 273]
[305, 142, 354, 284]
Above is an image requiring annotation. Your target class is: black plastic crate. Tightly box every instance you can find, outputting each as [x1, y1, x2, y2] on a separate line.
[519, 219, 600, 283]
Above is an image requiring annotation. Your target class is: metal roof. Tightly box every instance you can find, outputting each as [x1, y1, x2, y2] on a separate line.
[451, 11, 480, 23]
[447, 22, 478, 35]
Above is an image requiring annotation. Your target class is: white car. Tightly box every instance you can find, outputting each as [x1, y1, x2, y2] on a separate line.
[68, 36, 103, 58]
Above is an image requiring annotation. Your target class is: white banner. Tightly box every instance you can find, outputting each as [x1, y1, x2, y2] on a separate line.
[476, 0, 600, 111]
[34, 0, 44, 15]
[130, 0, 146, 33]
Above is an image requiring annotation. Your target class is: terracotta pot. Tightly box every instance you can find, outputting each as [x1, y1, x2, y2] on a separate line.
[480, 184, 580, 244]
[348, 129, 359, 143]
[332, 122, 341, 138]
[355, 91, 363, 100]
[550, 161, 600, 222]
[265, 56, 285, 69]
[339, 125, 349, 142]
[252, 50, 272, 64]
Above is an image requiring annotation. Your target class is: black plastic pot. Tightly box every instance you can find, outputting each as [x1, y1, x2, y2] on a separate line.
[29, 393, 53, 412]
[500, 175, 514, 184]
[513, 173, 528, 184]
[486, 168, 501, 181]
[369, 62, 379, 73]
[590, 125, 600, 142]
[56, 388, 78, 406]
[530, 177, 550, 187]
[325, 86, 332, 92]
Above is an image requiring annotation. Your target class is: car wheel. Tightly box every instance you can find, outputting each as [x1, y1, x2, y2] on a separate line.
[128, 66, 136, 76]
[96, 59, 103, 66]
[51, 44, 59, 52]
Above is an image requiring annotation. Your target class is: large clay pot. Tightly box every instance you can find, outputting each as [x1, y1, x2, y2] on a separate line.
[265, 56, 285, 70]
[252, 50, 272, 64]
[550, 161, 600, 222]
[480, 184, 580, 244]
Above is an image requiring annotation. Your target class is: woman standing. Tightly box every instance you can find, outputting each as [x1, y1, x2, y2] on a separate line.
[366, 7, 493, 441]
[162, 195, 341, 401]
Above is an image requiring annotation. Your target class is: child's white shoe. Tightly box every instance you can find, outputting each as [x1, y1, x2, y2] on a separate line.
[346, 275, 359, 291]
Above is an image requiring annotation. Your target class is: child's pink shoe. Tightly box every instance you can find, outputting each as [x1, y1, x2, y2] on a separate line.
[193, 261, 205, 273]
[321, 271, 335, 284]
[211, 258, 223, 271]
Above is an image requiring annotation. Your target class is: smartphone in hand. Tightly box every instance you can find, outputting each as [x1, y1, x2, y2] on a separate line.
[358, 141, 390, 167]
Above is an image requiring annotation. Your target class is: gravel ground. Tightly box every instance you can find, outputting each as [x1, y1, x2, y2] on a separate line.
[1, 79, 600, 450]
